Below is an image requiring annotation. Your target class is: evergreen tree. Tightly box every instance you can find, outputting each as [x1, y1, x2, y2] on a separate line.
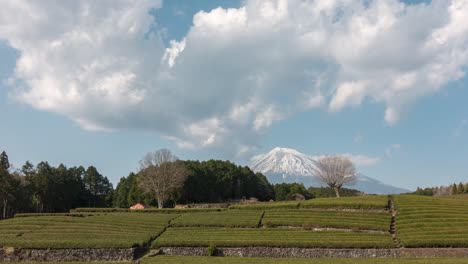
[113, 176, 130, 208]
[0, 151, 13, 218]
[31, 161, 54, 213]
[179, 160, 275, 204]
[21, 161, 35, 178]
[83, 166, 113, 207]
[451, 183, 458, 195]
[458, 182, 465, 194]
[0, 151, 9, 171]
[112, 173, 150, 208]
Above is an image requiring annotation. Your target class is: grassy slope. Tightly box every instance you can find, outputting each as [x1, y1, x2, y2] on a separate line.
[153, 227, 394, 248]
[230, 195, 389, 210]
[395, 195, 468, 247]
[71, 208, 224, 213]
[0, 213, 175, 248]
[171, 211, 263, 228]
[300, 195, 389, 210]
[262, 209, 391, 231]
[4, 194, 468, 252]
[229, 201, 300, 210]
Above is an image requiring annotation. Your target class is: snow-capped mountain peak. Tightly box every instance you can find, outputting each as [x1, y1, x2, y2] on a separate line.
[249, 147, 410, 194]
[250, 147, 316, 177]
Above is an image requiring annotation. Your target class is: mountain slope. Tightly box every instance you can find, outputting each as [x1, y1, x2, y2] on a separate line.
[250, 147, 409, 194]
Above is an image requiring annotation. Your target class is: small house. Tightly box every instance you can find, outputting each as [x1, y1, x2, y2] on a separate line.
[129, 203, 150, 210]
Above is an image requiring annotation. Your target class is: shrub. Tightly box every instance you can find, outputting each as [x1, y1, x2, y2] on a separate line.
[207, 243, 217, 256]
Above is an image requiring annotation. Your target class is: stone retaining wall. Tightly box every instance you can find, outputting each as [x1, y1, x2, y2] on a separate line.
[0, 248, 139, 262]
[3, 247, 468, 261]
[159, 247, 398, 258]
[399, 248, 468, 258]
[159, 247, 468, 258]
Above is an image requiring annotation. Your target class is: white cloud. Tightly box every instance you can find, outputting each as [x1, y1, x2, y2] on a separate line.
[162, 38, 186, 68]
[1, 0, 468, 157]
[0, 0, 165, 130]
[329, 81, 368, 112]
[254, 105, 284, 131]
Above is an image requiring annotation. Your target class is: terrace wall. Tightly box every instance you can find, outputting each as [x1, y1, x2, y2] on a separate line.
[159, 247, 468, 258]
[0, 247, 141, 262]
[160, 247, 398, 258]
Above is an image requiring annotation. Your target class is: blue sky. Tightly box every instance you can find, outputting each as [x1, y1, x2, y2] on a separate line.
[1, 0, 467, 190]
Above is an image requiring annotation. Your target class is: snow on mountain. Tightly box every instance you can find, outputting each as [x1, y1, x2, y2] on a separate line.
[249, 147, 410, 194]
[250, 147, 316, 177]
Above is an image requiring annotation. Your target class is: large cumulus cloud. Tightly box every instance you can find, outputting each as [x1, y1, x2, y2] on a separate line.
[1, 0, 468, 156]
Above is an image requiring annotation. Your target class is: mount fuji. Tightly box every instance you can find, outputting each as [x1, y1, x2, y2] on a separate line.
[249, 147, 410, 194]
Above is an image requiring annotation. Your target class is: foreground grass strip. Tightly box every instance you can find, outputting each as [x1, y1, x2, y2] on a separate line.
[153, 227, 394, 248]
[142, 256, 468, 264]
[263, 210, 391, 231]
[300, 196, 390, 210]
[394, 195, 468, 248]
[171, 211, 263, 228]
[0, 213, 175, 249]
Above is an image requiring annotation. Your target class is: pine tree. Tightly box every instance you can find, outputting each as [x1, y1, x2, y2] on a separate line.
[0, 151, 9, 172]
[451, 183, 458, 195]
[0, 151, 12, 218]
[83, 166, 113, 207]
[458, 182, 465, 194]
[465, 183, 468, 194]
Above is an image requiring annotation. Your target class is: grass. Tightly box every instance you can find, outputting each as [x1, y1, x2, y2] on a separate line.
[4, 194, 468, 254]
[14, 213, 95, 218]
[171, 211, 263, 228]
[229, 196, 390, 210]
[142, 256, 468, 264]
[262, 209, 391, 231]
[152, 227, 394, 248]
[71, 207, 224, 213]
[0, 213, 175, 249]
[394, 195, 468, 247]
[229, 201, 300, 210]
[300, 196, 390, 210]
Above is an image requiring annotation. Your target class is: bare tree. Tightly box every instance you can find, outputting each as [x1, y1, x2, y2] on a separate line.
[312, 156, 358, 198]
[137, 149, 188, 208]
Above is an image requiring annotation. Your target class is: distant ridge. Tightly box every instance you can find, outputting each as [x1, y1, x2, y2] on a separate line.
[250, 147, 410, 195]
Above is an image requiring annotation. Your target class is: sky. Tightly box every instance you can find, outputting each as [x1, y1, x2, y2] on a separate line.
[0, 0, 467, 191]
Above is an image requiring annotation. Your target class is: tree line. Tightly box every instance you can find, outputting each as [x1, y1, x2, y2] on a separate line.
[0, 151, 113, 219]
[114, 150, 361, 207]
[1, 148, 364, 217]
[413, 182, 468, 196]
[114, 149, 275, 208]
[0, 149, 277, 216]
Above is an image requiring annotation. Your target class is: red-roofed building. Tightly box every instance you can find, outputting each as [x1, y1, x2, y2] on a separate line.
[129, 203, 151, 210]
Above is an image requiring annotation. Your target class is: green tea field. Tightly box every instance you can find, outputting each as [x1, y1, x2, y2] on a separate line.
[1, 194, 468, 263]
